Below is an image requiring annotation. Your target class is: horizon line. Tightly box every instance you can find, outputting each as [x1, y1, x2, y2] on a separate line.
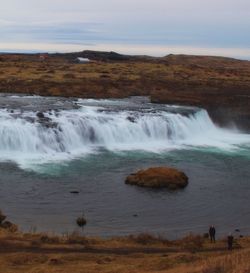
[0, 42, 250, 61]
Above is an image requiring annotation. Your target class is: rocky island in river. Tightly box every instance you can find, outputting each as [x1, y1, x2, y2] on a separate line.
[125, 167, 188, 189]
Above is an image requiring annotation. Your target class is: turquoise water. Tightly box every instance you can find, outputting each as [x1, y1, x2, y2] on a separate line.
[0, 146, 250, 239]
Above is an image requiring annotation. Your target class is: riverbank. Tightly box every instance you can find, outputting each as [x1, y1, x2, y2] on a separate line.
[1, 225, 250, 273]
[0, 51, 250, 130]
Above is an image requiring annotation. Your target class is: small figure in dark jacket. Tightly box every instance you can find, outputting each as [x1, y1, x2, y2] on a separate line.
[209, 225, 216, 243]
[228, 233, 234, 250]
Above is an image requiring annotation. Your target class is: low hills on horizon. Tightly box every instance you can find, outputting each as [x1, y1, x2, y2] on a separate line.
[2, 49, 248, 62]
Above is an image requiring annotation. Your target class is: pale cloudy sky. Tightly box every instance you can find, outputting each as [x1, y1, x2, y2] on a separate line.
[0, 0, 250, 58]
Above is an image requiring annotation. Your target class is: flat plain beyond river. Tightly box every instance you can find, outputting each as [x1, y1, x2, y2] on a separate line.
[1, 51, 250, 130]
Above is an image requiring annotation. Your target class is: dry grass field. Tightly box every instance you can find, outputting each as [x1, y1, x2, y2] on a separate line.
[0, 227, 249, 273]
[0, 52, 250, 129]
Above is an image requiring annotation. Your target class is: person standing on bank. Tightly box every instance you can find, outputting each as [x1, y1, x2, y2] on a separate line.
[209, 225, 216, 243]
[227, 233, 234, 250]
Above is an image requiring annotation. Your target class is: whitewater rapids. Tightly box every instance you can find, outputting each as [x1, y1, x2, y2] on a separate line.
[0, 95, 249, 169]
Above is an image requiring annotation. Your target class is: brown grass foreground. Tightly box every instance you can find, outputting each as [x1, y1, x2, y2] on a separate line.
[1, 226, 250, 273]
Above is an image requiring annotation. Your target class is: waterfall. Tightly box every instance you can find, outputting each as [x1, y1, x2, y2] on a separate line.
[0, 98, 249, 167]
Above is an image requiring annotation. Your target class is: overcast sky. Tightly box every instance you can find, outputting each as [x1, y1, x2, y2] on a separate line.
[0, 0, 250, 58]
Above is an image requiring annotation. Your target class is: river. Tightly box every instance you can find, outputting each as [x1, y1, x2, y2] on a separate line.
[0, 94, 249, 238]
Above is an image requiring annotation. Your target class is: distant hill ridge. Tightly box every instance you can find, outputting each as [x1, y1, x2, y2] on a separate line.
[51, 50, 247, 63]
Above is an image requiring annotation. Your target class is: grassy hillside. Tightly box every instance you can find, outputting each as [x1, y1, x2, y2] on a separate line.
[0, 51, 250, 130]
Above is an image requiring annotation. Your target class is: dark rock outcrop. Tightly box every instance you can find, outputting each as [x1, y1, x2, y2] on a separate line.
[36, 112, 45, 118]
[0, 210, 18, 232]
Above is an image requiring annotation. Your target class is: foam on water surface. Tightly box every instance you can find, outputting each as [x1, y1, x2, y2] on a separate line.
[0, 95, 249, 170]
